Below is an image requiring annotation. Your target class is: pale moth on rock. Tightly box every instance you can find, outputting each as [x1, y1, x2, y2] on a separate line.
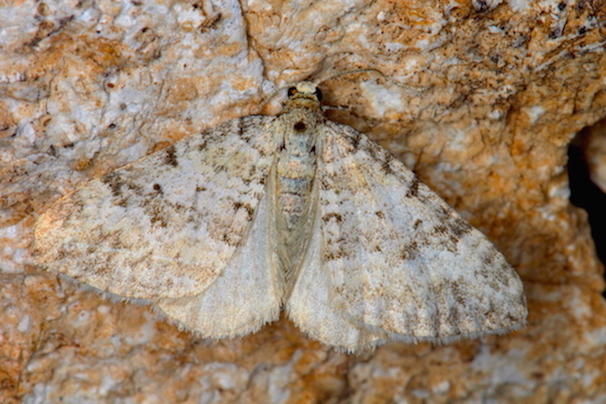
[34, 79, 527, 352]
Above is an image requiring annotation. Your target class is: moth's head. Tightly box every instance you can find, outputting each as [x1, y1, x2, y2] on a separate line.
[287, 82, 323, 103]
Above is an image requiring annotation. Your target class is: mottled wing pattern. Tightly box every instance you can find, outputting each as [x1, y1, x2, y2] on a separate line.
[34, 116, 280, 302]
[154, 166, 283, 337]
[288, 121, 527, 352]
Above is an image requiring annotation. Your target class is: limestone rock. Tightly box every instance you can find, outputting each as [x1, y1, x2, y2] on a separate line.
[1, 1, 605, 403]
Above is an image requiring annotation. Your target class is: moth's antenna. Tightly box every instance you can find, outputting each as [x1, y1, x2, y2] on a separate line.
[312, 69, 386, 86]
[259, 85, 289, 111]
[315, 68, 431, 92]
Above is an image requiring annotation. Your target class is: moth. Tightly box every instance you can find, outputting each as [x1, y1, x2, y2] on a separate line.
[34, 81, 527, 352]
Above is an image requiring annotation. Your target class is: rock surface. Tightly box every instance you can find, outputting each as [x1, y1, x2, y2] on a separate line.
[1, 1, 605, 403]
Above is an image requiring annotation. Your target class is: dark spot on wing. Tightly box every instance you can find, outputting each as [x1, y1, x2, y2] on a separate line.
[102, 172, 130, 207]
[150, 212, 168, 228]
[236, 118, 245, 139]
[413, 219, 423, 229]
[196, 185, 207, 192]
[448, 280, 467, 306]
[164, 145, 178, 167]
[294, 121, 307, 132]
[322, 212, 343, 223]
[102, 172, 123, 198]
[406, 177, 420, 198]
[323, 238, 346, 261]
[381, 157, 395, 176]
[482, 252, 495, 267]
[433, 225, 448, 235]
[153, 183, 163, 194]
[221, 232, 239, 246]
[400, 241, 419, 260]
[437, 205, 452, 220]
[350, 132, 361, 150]
[451, 220, 473, 237]
[233, 201, 254, 219]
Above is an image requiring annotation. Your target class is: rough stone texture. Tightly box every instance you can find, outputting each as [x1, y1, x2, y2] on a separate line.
[1, 0, 605, 403]
[581, 118, 606, 193]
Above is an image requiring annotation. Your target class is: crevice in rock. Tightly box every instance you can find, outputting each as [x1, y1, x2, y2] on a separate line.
[567, 121, 606, 298]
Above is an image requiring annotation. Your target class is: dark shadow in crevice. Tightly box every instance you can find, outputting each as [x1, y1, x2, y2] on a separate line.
[567, 125, 606, 299]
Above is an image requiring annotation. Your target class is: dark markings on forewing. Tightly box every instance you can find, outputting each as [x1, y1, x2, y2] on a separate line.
[221, 232, 239, 247]
[437, 205, 452, 221]
[449, 280, 467, 306]
[103, 229, 128, 250]
[433, 225, 448, 235]
[322, 212, 343, 223]
[101, 172, 134, 207]
[164, 146, 178, 167]
[349, 131, 362, 150]
[361, 136, 395, 178]
[240, 165, 258, 187]
[233, 201, 254, 220]
[235, 118, 245, 140]
[451, 219, 473, 237]
[239, 117, 262, 142]
[149, 206, 168, 228]
[375, 211, 385, 219]
[153, 183, 163, 194]
[482, 251, 495, 267]
[102, 172, 124, 198]
[400, 241, 419, 260]
[379, 152, 396, 176]
[323, 237, 347, 261]
[406, 177, 421, 198]
[197, 140, 208, 152]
